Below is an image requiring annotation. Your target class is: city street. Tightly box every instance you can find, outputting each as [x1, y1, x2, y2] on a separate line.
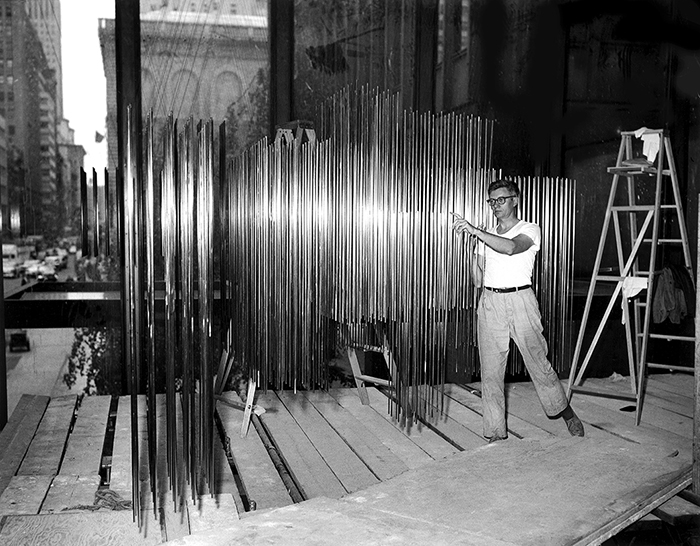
[3, 253, 85, 416]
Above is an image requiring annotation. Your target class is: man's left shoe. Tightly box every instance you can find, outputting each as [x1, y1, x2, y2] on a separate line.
[565, 413, 585, 437]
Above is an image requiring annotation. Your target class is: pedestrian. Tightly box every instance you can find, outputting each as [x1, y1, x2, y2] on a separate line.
[452, 179, 584, 442]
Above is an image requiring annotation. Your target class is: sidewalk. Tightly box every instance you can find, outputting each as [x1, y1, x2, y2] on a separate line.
[5, 328, 85, 417]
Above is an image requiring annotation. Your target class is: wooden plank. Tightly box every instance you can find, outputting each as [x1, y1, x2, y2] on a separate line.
[40, 474, 101, 514]
[364, 387, 460, 460]
[0, 395, 50, 496]
[0, 475, 54, 516]
[503, 382, 617, 442]
[0, 511, 162, 545]
[443, 384, 554, 441]
[0, 395, 38, 460]
[18, 396, 77, 476]
[109, 395, 147, 502]
[302, 390, 409, 481]
[398, 387, 484, 451]
[327, 388, 437, 469]
[652, 494, 700, 526]
[217, 393, 292, 512]
[60, 395, 112, 476]
[277, 391, 379, 493]
[581, 375, 693, 418]
[256, 392, 346, 500]
[580, 382, 693, 440]
[509, 381, 692, 456]
[652, 373, 694, 397]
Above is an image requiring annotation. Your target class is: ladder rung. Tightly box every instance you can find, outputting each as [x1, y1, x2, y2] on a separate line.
[354, 373, 392, 387]
[647, 362, 694, 373]
[349, 344, 384, 353]
[596, 274, 649, 282]
[610, 205, 655, 212]
[634, 301, 647, 307]
[570, 385, 637, 402]
[659, 204, 678, 209]
[642, 238, 684, 244]
[641, 333, 695, 342]
[607, 167, 672, 176]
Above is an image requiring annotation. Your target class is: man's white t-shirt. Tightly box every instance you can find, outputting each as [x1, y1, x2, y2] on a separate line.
[481, 220, 540, 288]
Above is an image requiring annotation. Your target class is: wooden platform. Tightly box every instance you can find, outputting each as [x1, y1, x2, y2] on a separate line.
[0, 373, 695, 545]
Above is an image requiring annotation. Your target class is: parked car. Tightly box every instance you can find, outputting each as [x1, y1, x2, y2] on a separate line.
[9, 330, 30, 352]
[3, 260, 19, 278]
[23, 259, 42, 278]
[44, 254, 67, 270]
[36, 263, 58, 282]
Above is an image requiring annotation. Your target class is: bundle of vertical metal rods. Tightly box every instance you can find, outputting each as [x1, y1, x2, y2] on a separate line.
[82, 87, 576, 527]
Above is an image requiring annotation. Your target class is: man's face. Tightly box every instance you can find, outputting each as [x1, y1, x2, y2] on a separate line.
[488, 187, 518, 219]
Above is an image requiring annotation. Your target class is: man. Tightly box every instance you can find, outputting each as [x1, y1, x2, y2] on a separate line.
[453, 179, 584, 442]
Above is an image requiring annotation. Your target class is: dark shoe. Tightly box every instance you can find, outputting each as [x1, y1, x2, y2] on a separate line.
[565, 414, 585, 437]
[488, 435, 507, 444]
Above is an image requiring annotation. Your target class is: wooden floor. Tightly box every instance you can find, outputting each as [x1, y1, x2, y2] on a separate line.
[0, 373, 695, 545]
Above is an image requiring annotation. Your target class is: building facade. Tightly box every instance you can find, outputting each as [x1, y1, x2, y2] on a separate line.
[0, 0, 58, 238]
[57, 119, 85, 238]
[99, 0, 267, 177]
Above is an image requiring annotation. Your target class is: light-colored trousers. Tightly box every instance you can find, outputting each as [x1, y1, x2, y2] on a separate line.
[477, 288, 568, 439]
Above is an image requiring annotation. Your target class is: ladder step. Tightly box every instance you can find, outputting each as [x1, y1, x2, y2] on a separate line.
[354, 373, 392, 387]
[644, 333, 695, 342]
[569, 385, 637, 402]
[647, 362, 694, 373]
[596, 274, 649, 282]
[642, 238, 684, 244]
[610, 205, 655, 212]
[607, 166, 672, 176]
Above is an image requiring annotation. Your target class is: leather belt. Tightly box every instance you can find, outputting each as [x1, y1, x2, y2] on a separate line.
[484, 285, 531, 293]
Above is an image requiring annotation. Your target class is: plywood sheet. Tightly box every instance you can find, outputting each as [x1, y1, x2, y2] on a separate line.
[0, 510, 162, 545]
[158, 437, 690, 546]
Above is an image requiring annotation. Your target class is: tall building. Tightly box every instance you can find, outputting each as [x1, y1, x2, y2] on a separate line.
[57, 119, 85, 237]
[26, 0, 62, 118]
[0, 0, 58, 238]
[99, 0, 267, 177]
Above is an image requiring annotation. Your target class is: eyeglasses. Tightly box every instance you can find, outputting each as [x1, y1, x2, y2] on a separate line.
[486, 195, 517, 207]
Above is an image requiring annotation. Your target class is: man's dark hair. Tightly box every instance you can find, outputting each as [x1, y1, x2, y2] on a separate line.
[488, 179, 520, 197]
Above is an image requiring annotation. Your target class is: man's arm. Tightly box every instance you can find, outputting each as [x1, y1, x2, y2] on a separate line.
[453, 217, 534, 255]
[474, 231, 534, 256]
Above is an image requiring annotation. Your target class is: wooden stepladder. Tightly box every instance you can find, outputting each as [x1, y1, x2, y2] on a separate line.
[566, 129, 694, 425]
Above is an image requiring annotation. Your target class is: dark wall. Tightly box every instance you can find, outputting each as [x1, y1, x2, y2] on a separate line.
[446, 0, 700, 279]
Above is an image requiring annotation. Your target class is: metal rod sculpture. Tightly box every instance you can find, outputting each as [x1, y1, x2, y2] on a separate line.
[97, 90, 574, 523]
[224, 87, 576, 425]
